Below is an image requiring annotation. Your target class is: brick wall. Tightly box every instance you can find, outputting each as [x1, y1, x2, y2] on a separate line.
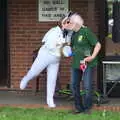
[8, 0, 57, 89]
[8, 0, 100, 90]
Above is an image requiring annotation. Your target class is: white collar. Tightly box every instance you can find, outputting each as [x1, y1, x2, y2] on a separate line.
[56, 26, 63, 34]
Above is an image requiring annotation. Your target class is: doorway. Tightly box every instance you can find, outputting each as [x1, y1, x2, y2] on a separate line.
[0, 0, 8, 86]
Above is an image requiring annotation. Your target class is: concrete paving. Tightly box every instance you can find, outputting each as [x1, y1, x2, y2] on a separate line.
[0, 91, 73, 107]
[0, 90, 120, 107]
[1, 91, 120, 112]
[0, 91, 44, 104]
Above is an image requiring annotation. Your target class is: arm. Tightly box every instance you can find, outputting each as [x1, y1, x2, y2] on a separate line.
[84, 42, 101, 63]
[91, 42, 101, 58]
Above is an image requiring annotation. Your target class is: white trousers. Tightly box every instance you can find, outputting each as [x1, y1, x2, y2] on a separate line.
[21, 46, 60, 106]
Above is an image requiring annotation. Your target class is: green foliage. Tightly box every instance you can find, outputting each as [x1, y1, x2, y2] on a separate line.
[107, 33, 112, 38]
[0, 106, 119, 120]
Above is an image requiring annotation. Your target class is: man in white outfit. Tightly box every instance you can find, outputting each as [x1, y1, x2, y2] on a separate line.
[20, 14, 73, 108]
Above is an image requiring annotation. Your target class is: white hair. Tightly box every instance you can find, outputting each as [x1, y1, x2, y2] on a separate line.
[70, 14, 84, 26]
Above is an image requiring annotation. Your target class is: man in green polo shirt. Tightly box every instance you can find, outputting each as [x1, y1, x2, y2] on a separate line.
[68, 13, 101, 114]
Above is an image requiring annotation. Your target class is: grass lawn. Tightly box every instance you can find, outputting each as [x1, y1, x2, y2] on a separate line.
[0, 106, 119, 120]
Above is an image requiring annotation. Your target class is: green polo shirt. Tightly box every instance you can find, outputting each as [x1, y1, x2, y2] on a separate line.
[71, 26, 99, 68]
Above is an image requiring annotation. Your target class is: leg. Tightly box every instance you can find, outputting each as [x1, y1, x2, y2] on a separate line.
[71, 68, 84, 112]
[46, 61, 59, 108]
[20, 48, 52, 89]
[83, 67, 94, 110]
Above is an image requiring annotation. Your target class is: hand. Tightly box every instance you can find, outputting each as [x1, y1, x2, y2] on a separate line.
[84, 56, 94, 63]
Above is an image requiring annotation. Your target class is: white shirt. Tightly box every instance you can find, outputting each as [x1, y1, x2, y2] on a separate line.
[42, 26, 72, 57]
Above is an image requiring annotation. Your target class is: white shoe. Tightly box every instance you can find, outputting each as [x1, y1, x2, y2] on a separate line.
[48, 103, 56, 108]
[20, 78, 29, 90]
[47, 99, 56, 108]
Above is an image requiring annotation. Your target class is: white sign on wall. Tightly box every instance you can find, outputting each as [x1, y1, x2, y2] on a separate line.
[38, 0, 69, 21]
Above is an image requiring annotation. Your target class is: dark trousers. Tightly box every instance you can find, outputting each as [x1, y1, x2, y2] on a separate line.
[71, 67, 94, 111]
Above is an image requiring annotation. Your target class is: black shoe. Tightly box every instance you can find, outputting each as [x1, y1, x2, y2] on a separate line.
[71, 109, 84, 114]
[84, 109, 91, 114]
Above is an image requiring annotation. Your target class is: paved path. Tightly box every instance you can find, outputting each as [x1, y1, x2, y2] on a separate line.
[0, 91, 120, 112]
[0, 91, 73, 106]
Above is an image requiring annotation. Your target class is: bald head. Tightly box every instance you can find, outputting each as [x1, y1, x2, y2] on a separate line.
[65, 13, 84, 32]
[70, 13, 84, 26]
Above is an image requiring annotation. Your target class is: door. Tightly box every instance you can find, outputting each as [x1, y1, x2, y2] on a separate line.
[0, 0, 8, 86]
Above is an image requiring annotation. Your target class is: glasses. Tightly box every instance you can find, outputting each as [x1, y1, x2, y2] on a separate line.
[66, 21, 70, 24]
[66, 20, 73, 25]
